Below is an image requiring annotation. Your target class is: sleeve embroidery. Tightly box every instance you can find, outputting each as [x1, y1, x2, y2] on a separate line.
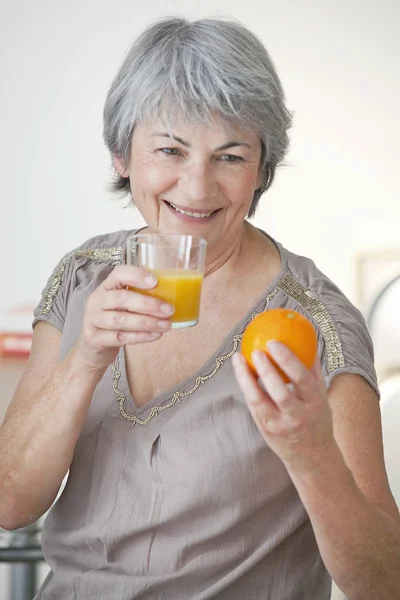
[40, 246, 123, 315]
[277, 273, 346, 372]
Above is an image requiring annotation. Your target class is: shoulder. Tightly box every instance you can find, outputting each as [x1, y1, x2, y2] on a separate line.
[43, 229, 131, 308]
[48, 228, 133, 288]
[58, 229, 130, 268]
[33, 229, 133, 329]
[281, 245, 363, 334]
[274, 243, 378, 395]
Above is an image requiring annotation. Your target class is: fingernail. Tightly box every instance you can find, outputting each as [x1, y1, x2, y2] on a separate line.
[252, 350, 267, 368]
[160, 303, 174, 315]
[232, 353, 245, 366]
[267, 340, 284, 358]
[144, 275, 157, 287]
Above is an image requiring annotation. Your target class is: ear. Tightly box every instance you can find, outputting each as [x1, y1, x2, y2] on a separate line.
[256, 169, 264, 190]
[113, 155, 129, 177]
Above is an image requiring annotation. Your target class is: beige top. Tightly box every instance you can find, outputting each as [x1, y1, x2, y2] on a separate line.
[32, 229, 378, 600]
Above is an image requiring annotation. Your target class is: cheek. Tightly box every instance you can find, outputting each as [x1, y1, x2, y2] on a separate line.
[131, 163, 177, 199]
[220, 169, 258, 205]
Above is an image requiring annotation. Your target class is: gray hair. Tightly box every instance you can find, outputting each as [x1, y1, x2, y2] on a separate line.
[103, 17, 292, 217]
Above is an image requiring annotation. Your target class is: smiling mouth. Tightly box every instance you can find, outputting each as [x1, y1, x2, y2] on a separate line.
[164, 200, 220, 219]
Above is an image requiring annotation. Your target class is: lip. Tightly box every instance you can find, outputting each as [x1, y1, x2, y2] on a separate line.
[162, 200, 221, 222]
[163, 200, 218, 214]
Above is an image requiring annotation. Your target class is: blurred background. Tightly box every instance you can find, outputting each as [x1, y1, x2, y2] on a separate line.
[1, 0, 399, 598]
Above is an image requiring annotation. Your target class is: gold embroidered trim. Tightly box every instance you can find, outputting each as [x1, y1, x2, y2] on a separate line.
[113, 287, 280, 425]
[41, 246, 123, 315]
[74, 248, 123, 263]
[277, 273, 345, 372]
[41, 256, 70, 315]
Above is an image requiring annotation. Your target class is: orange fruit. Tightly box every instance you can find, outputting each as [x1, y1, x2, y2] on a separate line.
[241, 308, 318, 383]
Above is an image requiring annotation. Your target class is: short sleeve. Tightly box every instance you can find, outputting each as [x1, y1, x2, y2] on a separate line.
[275, 260, 380, 399]
[31, 230, 126, 334]
[32, 251, 77, 332]
[323, 295, 380, 398]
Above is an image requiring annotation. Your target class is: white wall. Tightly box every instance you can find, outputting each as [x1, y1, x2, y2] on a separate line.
[2, 0, 399, 313]
[1, 1, 400, 599]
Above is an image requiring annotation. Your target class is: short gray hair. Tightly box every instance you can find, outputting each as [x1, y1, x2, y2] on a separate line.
[103, 17, 292, 217]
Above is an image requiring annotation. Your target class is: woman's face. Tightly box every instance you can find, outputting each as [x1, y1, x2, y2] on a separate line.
[115, 116, 263, 251]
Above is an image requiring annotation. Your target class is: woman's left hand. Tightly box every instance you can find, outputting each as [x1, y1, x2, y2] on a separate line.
[232, 341, 337, 471]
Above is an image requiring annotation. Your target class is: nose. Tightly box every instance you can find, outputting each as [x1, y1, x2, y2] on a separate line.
[178, 160, 218, 204]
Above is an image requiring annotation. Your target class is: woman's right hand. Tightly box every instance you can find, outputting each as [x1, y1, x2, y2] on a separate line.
[75, 265, 174, 371]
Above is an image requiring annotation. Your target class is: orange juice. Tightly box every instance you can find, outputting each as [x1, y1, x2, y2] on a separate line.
[130, 268, 203, 326]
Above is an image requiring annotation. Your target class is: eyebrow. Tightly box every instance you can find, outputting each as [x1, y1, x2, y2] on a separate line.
[152, 132, 252, 151]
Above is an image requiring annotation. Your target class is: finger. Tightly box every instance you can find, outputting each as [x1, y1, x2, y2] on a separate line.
[98, 288, 174, 318]
[232, 352, 277, 415]
[266, 341, 320, 403]
[91, 310, 172, 333]
[310, 353, 325, 382]
[251, 351, 302, 414]
[102, 265, 158, 291]
[117, 330, 163, 345]
[90, 329, 163, 348]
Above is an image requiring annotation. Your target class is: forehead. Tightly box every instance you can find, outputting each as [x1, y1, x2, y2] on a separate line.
[138, 111, 260, 145]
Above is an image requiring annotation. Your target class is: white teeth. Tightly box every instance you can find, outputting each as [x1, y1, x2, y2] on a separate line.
[169, 202, 212, 218]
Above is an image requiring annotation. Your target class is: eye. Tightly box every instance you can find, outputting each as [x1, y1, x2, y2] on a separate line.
[220, 154, 243, 163]
[158, 147, 182, 156]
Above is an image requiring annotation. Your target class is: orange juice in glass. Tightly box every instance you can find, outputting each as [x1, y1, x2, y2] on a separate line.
[126, 234, 207, 328]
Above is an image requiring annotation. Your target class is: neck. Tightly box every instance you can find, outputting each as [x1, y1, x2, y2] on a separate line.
[138, 221, 260, 278]
[204, 221, 251, 277]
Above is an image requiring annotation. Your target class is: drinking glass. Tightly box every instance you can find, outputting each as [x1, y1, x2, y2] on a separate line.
[126, 233, 207, 329]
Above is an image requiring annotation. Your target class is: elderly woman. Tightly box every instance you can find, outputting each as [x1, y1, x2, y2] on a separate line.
[1, 16, 399, 600]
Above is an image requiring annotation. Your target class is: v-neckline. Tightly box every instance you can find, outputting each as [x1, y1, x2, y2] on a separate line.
[113, 232, 289, 417]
